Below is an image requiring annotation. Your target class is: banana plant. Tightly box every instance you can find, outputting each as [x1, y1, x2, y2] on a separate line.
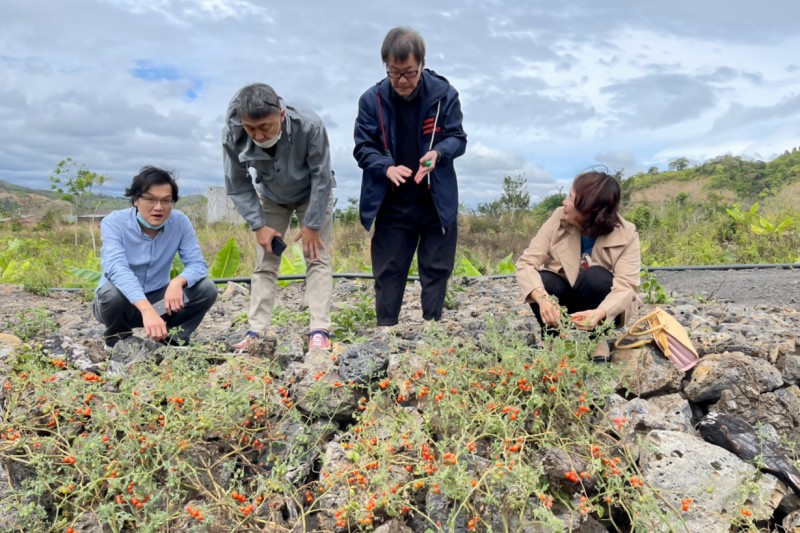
[494, 252, 516, 275]
[454, 256, 482, 277]
[209, 237, 241, 278]
[66, 268, 102, 284]
[278, 243, 306, 286]
[750, 216, 794, 236]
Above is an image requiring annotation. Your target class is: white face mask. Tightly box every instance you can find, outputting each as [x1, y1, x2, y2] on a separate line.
[253, 129, 281, 149]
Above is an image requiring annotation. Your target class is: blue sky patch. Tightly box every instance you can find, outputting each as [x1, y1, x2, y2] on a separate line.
[131, 60, 181, 82]
[132, 60, 203, 101]
[184, 83, 202, 101]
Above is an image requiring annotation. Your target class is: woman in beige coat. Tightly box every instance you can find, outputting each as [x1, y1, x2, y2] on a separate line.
[516, 170, 640, 361]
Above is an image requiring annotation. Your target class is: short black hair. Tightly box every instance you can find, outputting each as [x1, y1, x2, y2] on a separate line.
[381, 26, 426, 65]
[125, 166, 179, 206]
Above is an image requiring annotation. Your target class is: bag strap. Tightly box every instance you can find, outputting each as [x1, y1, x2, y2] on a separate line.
[614, 310, 665, 350]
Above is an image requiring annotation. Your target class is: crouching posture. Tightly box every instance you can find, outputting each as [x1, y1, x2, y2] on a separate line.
[516, 170, 640, 360]
[93, 166, 217, 348]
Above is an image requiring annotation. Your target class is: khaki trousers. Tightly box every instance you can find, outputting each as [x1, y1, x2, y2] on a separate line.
[249, 194, 333, 333]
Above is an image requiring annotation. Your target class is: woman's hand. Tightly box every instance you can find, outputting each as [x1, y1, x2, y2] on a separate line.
[534, 290, 562, 327]
[569, 308, 607, 331]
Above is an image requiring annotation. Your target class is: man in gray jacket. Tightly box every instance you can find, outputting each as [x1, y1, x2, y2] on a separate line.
[223, 83, 335, 351]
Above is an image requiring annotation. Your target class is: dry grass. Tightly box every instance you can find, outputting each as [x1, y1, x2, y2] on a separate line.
[629, 176, 737, 204]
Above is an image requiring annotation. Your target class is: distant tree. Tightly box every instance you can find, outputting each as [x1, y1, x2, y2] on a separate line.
[334, 196, 360, 225]
[0, 198, 19, 218]
[498, 174, 531, 212]
[532, 188, 566, 218]
[647, 166, 659, 174]
[668, 157, 690, 172]
[477, 174, 531, 217]
[50, 157, 109, 250]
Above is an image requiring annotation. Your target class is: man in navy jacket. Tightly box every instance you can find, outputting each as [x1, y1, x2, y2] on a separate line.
[354, 26, 467, 326]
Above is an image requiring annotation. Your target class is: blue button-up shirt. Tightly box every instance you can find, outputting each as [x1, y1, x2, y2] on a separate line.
[97, 207, 209, 304]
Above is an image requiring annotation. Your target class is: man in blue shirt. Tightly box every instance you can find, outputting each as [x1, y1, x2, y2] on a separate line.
[93, 166, 218, 348]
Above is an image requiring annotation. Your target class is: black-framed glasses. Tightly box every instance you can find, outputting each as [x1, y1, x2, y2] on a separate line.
[138, 196, 175, 207]
[386, 69, 419, 80]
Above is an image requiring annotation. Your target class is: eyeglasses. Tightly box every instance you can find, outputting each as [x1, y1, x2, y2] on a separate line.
[138, 196, 175, 207]
[386, 69, 419, 80]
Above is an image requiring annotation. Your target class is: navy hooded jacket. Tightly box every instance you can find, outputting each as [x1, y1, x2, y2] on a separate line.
[353, 69, 467, 231]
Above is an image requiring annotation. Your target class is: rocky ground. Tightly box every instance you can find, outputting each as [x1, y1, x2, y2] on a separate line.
[0, 268, 797, 354]
[1, 268, 800, 532]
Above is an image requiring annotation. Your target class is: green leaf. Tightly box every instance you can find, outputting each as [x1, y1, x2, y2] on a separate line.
[494, 252, 516, 275]
[0, 260, 20, 282]
[170, 255, 184, 279]
[726, 204, 746, 223]
[210, 237, 241, 278]
[454, 256, 482, 277]
[774, 219, 793, 233]
[278, 243, 306, 286]
[67, 268, 102, 284]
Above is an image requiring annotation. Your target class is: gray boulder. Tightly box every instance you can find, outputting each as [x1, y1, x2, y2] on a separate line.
[639, 430, 789, 532]
[292, 350, 359, 420]
[338, 341, 390, 385]
[600, 393, 696, 440]
[684, 352, 783, 403]
[779, 354, 800, 385]
[713, 385, 800, 444]
[612, 345, 683, 397]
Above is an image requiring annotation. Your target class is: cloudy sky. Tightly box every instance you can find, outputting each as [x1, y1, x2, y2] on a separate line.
[2, 0, 799, 207]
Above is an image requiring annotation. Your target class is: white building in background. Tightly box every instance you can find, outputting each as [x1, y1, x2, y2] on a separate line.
[207, 186, 243, 224]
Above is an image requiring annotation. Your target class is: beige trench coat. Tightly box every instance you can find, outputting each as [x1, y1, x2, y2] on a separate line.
[515, 207, 641, 325]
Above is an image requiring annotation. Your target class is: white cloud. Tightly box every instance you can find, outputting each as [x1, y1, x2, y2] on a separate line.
[0, 0, 798, 208]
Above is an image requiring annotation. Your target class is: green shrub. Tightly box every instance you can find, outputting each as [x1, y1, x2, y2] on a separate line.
[6, 307, 58, 341]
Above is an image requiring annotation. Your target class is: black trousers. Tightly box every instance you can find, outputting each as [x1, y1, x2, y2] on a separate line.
[529, 266, 620, 336]
[371, 192, 457, 326]
[93, 278, 218, 347]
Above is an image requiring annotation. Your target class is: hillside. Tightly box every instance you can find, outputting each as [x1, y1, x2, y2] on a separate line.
[0, 180, 206, 219]
[3, 148, 800, 219]
[623, 148, 800, 204]
[0, 181, 69, 218]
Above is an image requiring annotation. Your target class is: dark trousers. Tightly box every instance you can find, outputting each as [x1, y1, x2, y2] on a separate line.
[371, 194, 457, 326]
[529, 266, 619, 336]
[93, 278, 218, 347]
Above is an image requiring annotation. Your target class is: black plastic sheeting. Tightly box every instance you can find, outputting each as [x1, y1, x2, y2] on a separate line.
[47, 263, 797, 292]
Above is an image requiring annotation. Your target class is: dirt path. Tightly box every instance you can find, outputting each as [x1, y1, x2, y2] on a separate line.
[653, 268, 799, 309]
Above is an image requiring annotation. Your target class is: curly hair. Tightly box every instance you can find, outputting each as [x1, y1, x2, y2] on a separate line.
[572, 170, 621, 238]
